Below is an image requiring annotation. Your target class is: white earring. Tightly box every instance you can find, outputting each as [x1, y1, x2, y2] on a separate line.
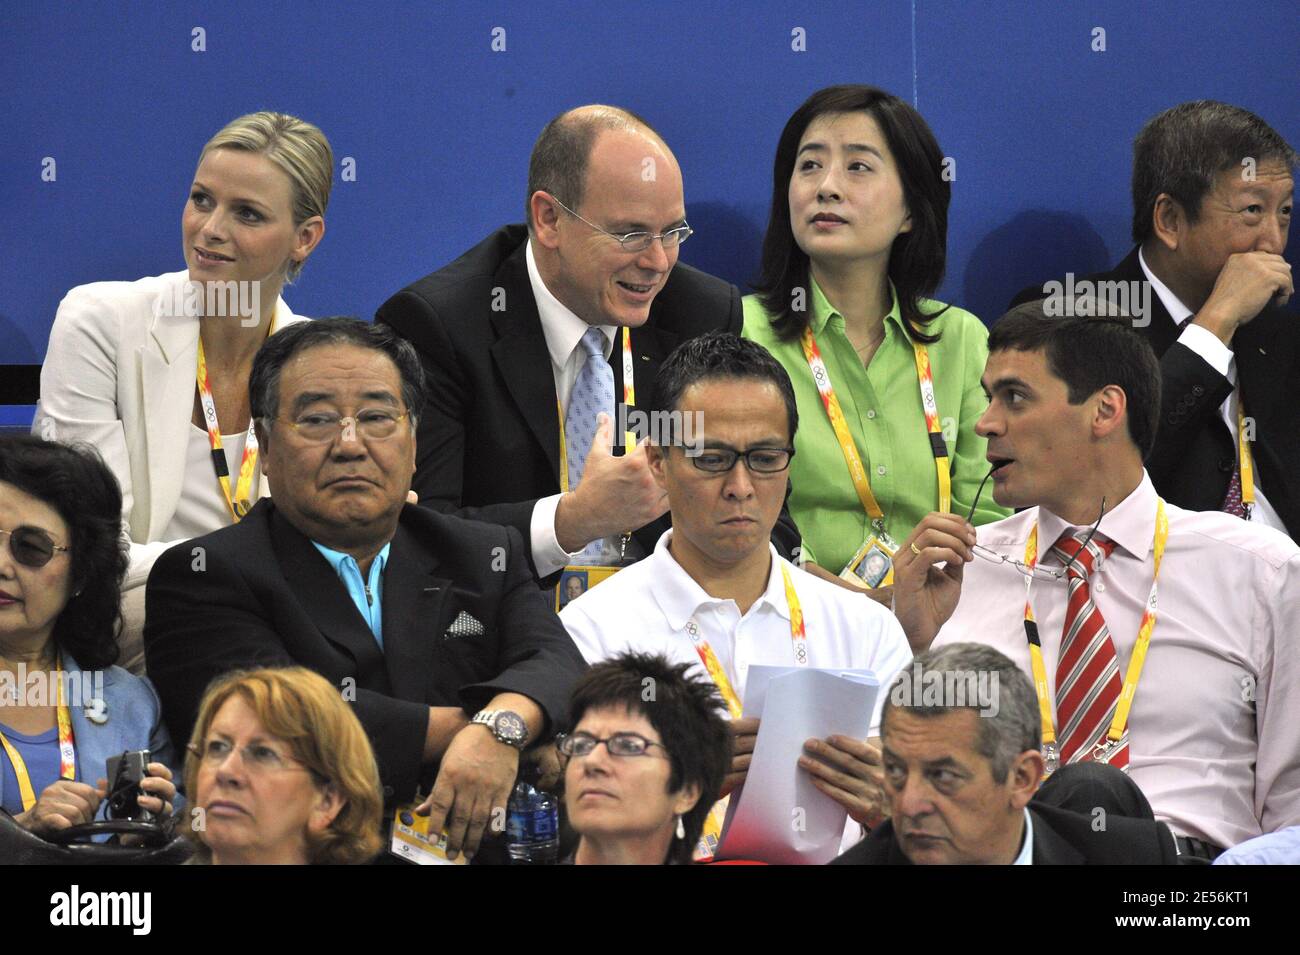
[675, 815, 686, 840]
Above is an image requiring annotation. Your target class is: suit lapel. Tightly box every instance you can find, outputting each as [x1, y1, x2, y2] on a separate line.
[269, 507, 393, 693]
[1237, 307, 1291, 426]
[1029, 808, 1084, 865]
[62, 654, 116, 785]
[140, 276, 202, 540]
[1112, 247, 1179, 357]
[489, 245, 562, 480]
[380, 521, 452, 702]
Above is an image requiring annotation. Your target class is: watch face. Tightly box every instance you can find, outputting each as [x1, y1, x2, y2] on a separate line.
[496, 712, 527, 743]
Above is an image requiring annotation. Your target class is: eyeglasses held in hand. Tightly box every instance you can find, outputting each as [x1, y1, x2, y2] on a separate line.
[685, 446, 795, 474]
[277, 409, 410, 444]
[548, 194, 693, 253]
[557, 731, 670, 761]
[188, 738, 314, 776]
[963, 467, 1106, 581]
[1, 526, 70, 569]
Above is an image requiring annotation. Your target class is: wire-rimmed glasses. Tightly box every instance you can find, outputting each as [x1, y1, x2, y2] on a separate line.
[0, 526, 70, 569]
[187, 738, 317, 777]
[964, 467, 1105, 581]
[548, 194, 692, 253]
[275, 409, 410, 444]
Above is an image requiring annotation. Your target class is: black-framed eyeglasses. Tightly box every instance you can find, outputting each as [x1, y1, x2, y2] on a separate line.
[273, 408, 410, 444]
[683, 446, 795, 475]
[964, 467, 1106, 581]
[548, 193, 693, 253]
[1, 526, 71, 569]
[556, 731, 670, 761]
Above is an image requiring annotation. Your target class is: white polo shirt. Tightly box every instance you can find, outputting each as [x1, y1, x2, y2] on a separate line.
[560, 530, 912, 734]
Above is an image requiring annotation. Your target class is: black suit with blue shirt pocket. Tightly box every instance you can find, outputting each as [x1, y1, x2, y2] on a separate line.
[143, 498, 588, 809]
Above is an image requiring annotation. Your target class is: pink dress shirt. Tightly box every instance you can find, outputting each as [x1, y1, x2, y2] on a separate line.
[932, 472, 1300, 848]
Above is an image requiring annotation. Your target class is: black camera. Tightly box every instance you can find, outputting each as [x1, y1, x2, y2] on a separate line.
[106, 750, 156, 824]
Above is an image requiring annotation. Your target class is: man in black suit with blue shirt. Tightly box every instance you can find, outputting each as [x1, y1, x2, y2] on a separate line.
[376, 105, 802, 586]
[144, 319, 586, 862]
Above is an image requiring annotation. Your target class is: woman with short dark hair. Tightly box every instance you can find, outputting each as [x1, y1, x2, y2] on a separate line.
[0, 435, 176, 834]
[560, 652, 730, 865]
[744, 85, 1008, 586]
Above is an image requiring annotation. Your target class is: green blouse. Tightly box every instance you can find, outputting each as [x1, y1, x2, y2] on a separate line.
[742, 279, 1009, 572]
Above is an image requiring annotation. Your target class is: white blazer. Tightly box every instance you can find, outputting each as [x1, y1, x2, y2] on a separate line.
[34, 270, 309, 588]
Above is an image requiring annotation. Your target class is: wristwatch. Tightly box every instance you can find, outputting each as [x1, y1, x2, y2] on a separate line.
[471, 709, 528, 750]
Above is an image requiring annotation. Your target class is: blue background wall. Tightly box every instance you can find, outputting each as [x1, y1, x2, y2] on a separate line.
[2, 0, 1297, 377]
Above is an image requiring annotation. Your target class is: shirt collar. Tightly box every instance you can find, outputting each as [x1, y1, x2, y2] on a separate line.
[311, 540, 391, 581]
[809, 273, 907, 339]
[648, 530, 790, 631]
[526, 239, 617, 368]
[1036, 470, 1158, 562]
[1013, 808, 1034, 865]
[1137, 246, 1193, 327]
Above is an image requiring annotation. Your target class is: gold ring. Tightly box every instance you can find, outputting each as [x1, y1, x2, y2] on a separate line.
[910, 542, 922, 557]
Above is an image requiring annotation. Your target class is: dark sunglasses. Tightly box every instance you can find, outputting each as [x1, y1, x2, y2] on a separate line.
[1, 526, 71, 569]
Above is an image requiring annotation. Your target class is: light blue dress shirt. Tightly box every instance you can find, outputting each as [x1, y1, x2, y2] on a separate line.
[1214, 826, 1300, 865]
[311, 541, 391, 649]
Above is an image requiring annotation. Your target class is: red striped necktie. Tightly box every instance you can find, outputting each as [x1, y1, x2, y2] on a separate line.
[1051, 531, 1127, 769]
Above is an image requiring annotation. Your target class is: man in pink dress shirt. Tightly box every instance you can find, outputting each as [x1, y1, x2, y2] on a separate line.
[892, 300, 1300, 859]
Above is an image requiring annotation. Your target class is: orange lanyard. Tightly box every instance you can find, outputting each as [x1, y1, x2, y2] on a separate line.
[0, 654, 76, 812]
[800, 326, 951, 537]
[687, 564, 805, 862]
[620, 326, 635, 410]
[683, 563, 807, 717]
[196, 337, 261, 522]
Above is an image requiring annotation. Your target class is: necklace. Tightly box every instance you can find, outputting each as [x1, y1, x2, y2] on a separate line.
[851, 326, 886, 362]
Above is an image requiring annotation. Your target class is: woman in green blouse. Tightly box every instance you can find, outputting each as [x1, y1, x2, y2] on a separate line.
[743, 85, 1008, 584]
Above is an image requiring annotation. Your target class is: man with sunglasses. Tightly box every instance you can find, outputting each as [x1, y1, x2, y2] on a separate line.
[144, 319, 586, 864]
[376, 105, 800, 589]
[561, 333, 911, 859]
[893, 301, 1300, 862]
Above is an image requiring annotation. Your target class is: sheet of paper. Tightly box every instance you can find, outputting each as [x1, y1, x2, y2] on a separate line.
[715, 667, 880, 865]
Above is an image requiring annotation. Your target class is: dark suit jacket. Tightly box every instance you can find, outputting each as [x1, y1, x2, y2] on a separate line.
[376, 224, 802, 579]
[1013, 247, 1299, 539]
[143, 498, 587, 806]
[830, 804, 1179, 865]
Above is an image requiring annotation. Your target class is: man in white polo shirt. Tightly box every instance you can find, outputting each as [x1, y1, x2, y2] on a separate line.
[561, 331, 911, 840]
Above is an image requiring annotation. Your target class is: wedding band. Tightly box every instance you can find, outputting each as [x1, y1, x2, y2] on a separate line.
[910, 542, 922, 557]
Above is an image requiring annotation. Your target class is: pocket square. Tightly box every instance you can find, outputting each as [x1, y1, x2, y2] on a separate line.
[445, 610, 484, 639]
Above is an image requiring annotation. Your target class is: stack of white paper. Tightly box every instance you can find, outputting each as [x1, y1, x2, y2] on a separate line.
[715, 666, 880, 865]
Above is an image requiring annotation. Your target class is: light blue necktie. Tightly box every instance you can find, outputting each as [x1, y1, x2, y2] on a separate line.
[565, 327, 614, 488]
[565, 327, 615, 559]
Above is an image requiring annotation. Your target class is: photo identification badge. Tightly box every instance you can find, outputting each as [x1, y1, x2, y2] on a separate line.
[389, 801, 468, 866]
[554, 564, 622, 612]
[839, 535, 897, 590]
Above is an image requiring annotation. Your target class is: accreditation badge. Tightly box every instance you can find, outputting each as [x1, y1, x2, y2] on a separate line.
[389, 802, 468, 865]
[839, 534, 897, 590]
[693, 795, 731, 863]
[555, 564, 622, 612]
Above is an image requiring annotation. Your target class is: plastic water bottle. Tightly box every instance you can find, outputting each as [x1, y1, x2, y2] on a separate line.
[506, 774, 559, 864]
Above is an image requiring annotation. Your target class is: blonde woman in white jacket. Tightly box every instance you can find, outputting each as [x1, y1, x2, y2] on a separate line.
[35, 112, 331, 673]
